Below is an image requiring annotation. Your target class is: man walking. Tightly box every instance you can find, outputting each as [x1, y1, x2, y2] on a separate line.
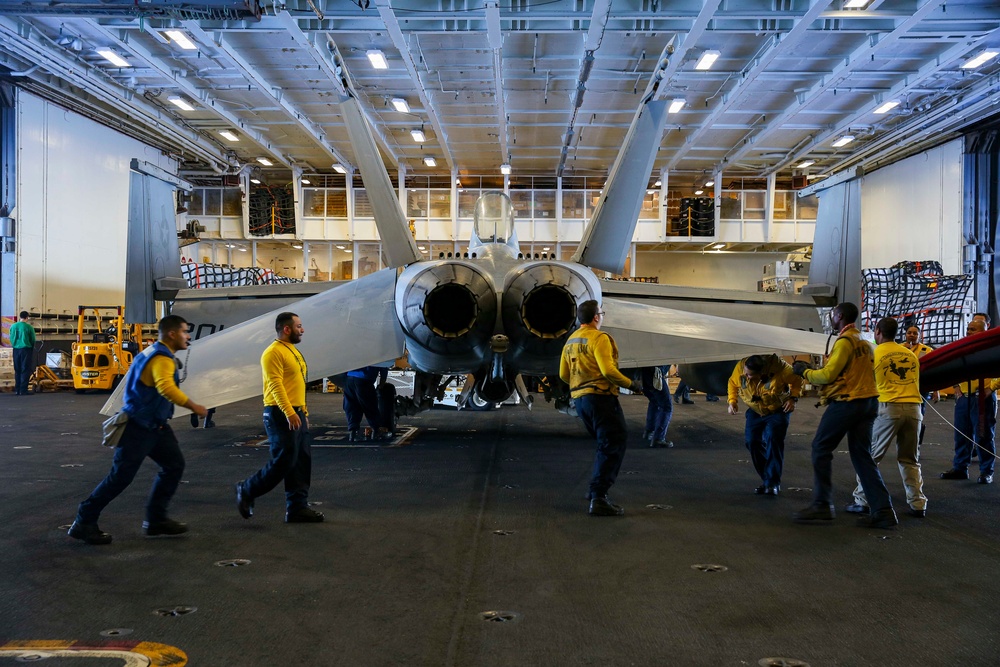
[727, 354, 801, 496]
[792, 302, 898, 529]
[641, 365, 674, 448]
[10, 311, 36, 395]
[560, 300, 637, 516]
[236, 312, 324, 522]
[68, 315, 208, 545]
[847, 318, 928, 517]
[940, 319, 997, 485]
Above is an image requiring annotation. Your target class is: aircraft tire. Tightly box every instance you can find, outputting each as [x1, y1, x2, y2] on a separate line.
[468, 390, 496, 411]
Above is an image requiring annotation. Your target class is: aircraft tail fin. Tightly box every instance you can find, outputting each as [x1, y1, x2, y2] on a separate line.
[340, 98, 422, 268]
[801, 171, 863, 307]
[124, 159, 188, 324]
[572, 98, 669, 274]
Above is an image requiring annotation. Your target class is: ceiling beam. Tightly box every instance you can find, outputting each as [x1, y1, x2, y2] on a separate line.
[650, 0, 724, 102]
[374, 0, 454, 171]
[724, 0, 948, 170]
[664, 0, 835, 171]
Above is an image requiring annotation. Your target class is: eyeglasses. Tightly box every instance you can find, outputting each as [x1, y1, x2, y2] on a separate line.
[597, 311, 606, 317]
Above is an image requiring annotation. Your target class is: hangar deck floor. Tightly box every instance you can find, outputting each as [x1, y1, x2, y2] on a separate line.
[0, 391, 998, 667]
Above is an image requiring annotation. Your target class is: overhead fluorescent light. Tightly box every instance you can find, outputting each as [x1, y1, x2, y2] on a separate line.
[500, 163, 511, 175]
[542, 247, 550, 251]
[96, 48, 130, 68]
[292, 244, 303, 249]
[238, 247, 248, 252]
[704, 180, 715, 187]
[712, 243, 726, 249]
[417, 246, 425, 250]
[668, 98, 686, 114]
[960, 50, 999, 70]
[344, 249, 353, 254]
[250, 178, 261, 184]
[410, 129, 426, 142]
[796, 160, 815, 169]
[335, 245, 346, 249]
[367, 49, 388, 69]
[844, 0, 870, 7]
[301, 178, 311, 185]
[873, 101, 899, 114]
[831, 134, 855, 148]
[695, 50, 721, 71]
[423, 157, 437, 167]
[654, 179, 662, 187]
[219, 130, 240, 142]
[332, 164, 347, 174]
[167, 96, 194, 111]
[646, 190, 654, 195]
[695, 189, 704, 195]
[164, 30, 197, 50]
[391, 97, 409, 113]
[257, 157, 273, 166]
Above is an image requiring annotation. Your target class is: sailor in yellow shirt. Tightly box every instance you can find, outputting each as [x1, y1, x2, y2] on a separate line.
[70, 315, 208, 545]
[940, 319, 997, 484]
[791, 302, 897, 529]
[235, 312, 324, 523]
[903, 324, 937, 444]
[848, 318, 928, 517]
[726, 354, 801, 496]
[560, 299, 637, 517]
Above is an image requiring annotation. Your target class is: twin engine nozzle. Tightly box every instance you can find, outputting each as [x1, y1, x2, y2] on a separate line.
[397, 261, 598, 374]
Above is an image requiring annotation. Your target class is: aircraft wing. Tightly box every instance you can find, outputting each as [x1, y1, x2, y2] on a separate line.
[101, 268, 404, 417]
[602, 296, 830, 367]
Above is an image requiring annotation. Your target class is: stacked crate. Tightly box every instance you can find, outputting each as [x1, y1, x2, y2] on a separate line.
[0, 348, 13, 391]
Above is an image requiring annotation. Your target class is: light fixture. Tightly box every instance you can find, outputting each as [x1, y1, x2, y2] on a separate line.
[418, 246, 426, 250]
[500, 163, 511, 175]
[844, 0, 870, 7]
[257, 157, 273, 166]
[542, 247, 550, 251]
[168, 96, 194, 111]
[646, 189, 654, 195]
[704, 180, 715, 187]
[292, 243, 303, 249]
[668, 98, 686, 114]
[455, 178, 462, 188]
[423, 157, 437, 167]
[391, 97, 410, 113]
[795, 160, 815, 169]
[695, 50, 721, 71]
[695, 189, 704, 195]
[831, 134, 855, 148]
[250, 178, 261, 184]
[238, 246, 248, 252]
[410, 129, 426, 142]
[219, 130, 239, 142]
[344, 249, 353, 254]
[873, 101, 900, 114]
[367, 49, 388, 69]
[654, 179, 662, 187]
[164, 30, 197, 50]
[712, 243, 726, 249]
[301, 178, 311, 185]
[96, 48, 130, 68]
[336, 245, 346, 249]
[960, 50, 999, 70]
[332, 164, 347, 174]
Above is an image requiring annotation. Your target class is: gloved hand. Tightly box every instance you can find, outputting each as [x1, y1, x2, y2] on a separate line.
[792, 360, 810, 377]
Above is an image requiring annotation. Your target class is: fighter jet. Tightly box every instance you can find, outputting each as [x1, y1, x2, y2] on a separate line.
[104, 52, 831, 420]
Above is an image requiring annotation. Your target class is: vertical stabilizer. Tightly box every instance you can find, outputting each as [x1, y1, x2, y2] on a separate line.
[800, 170, 863, 307]
[572, 98, 669, 274]
[124, 159, 188, 324]
[340, 98, 422, 268]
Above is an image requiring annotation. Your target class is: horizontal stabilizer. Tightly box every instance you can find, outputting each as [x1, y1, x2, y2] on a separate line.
[340, 98, 422, 268]
[101, 268, 404, 416]
[602, 297, 829, 367]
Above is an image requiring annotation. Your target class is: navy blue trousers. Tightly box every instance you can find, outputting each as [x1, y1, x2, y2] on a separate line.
[953, 394, 996, 475]
[77, 421, 185, 524]
[575, 394, 628, 497]
[810, 397, 892, 513]
[241, 407, 312, 510]
[343, 376, 381, 431]
[13, 347, 33, 395]
[744, 409, 790, 487]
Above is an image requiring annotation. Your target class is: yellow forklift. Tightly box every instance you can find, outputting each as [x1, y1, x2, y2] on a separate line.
[71, 306, 147, 393]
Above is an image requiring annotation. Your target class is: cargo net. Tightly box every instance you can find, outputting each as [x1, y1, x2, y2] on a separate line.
[181, 260, 300, 289]
[248, 186, 295, 236]
[861, 260, 972, 346]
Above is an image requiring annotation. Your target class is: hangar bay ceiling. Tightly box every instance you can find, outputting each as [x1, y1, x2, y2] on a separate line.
[0, 0, 998, 187]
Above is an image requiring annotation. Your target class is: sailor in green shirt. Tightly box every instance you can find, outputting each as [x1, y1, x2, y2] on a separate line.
[9, 311, 37, 395]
